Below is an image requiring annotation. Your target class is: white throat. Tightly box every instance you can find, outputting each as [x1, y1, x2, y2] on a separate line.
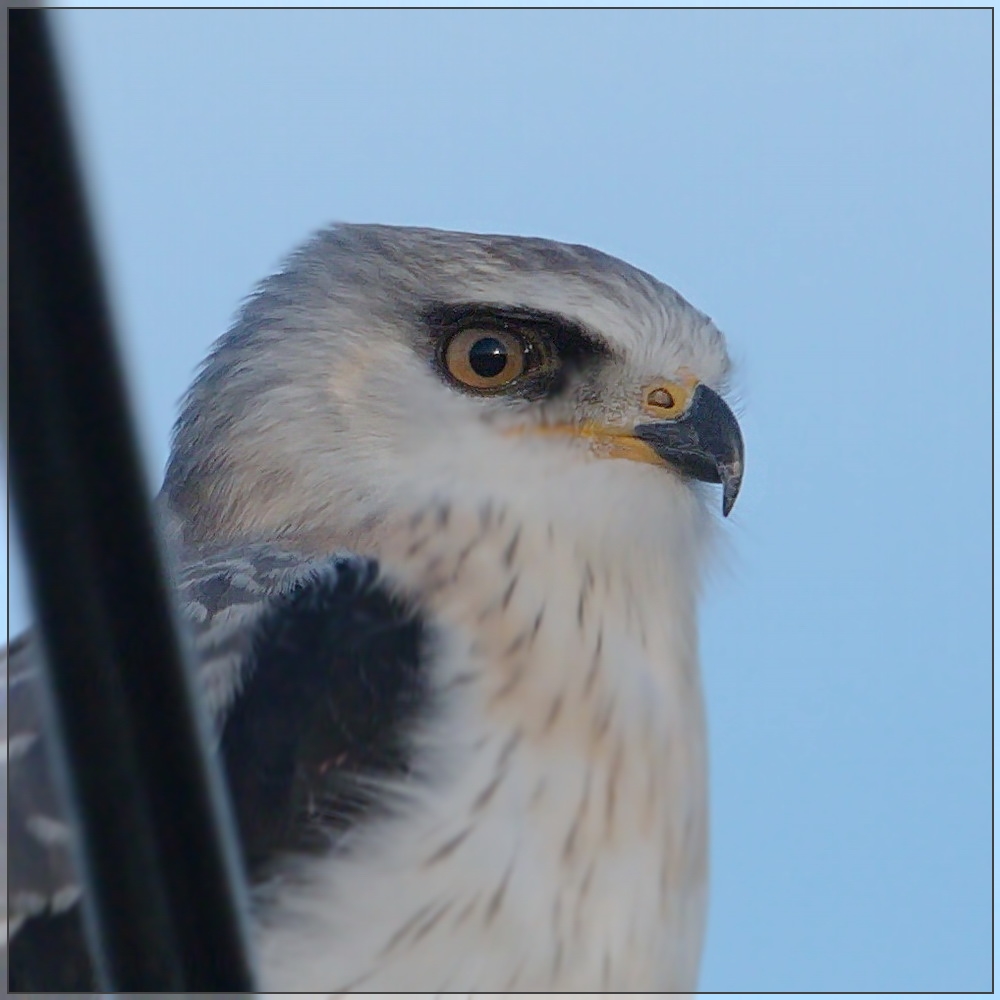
[254, 494, 710, 992]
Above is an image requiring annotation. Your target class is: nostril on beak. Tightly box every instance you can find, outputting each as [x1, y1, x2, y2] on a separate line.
[646, 387, 676, 411]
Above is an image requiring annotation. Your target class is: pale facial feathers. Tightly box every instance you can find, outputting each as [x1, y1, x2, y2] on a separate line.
[164, 224, 731, 559]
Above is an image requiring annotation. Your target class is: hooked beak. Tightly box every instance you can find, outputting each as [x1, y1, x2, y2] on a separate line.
[513, 379, 745, 516]
[633, 383, 744, 516]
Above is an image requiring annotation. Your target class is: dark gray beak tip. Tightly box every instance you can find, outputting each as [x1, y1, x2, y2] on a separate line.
[721, 463, 743, 517]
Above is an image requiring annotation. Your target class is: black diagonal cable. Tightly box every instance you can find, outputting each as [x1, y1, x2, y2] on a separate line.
[9, 11, 255, 991]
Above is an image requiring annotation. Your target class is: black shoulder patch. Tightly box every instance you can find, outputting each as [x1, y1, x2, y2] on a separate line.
[219, 555, 430, 873]
[6, 555, 429, 989]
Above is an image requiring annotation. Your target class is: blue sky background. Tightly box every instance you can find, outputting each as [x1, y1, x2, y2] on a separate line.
[6, 9, 991, 993]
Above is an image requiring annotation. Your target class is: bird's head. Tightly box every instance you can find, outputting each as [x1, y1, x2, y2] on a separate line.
[164, 225, 742, 566]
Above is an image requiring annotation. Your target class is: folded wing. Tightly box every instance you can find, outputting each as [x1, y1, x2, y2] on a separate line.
[5, 546, 428, 991]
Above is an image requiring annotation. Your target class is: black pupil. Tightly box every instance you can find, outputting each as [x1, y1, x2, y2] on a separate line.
[468, 336, 510, 379]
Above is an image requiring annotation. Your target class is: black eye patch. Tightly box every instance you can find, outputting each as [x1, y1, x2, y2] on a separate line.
[423, 303, 612, 400]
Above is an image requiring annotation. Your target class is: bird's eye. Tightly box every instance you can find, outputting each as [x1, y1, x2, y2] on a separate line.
[442, 327, 548, 393]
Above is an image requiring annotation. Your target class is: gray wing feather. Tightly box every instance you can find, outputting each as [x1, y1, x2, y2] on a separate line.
[3, 543, 346, 940]
[176, 544, 336, 725]
[4, 635, 82, 937]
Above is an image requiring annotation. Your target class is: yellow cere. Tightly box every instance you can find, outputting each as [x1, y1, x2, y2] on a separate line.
[642, 373, 698, 420]
[506, 374, 700, 466]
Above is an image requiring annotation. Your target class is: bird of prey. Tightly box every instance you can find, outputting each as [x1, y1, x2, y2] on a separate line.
[3, 224, 744, 992]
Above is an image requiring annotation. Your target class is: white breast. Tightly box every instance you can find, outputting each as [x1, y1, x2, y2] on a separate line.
[253, 508, 709, 993]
